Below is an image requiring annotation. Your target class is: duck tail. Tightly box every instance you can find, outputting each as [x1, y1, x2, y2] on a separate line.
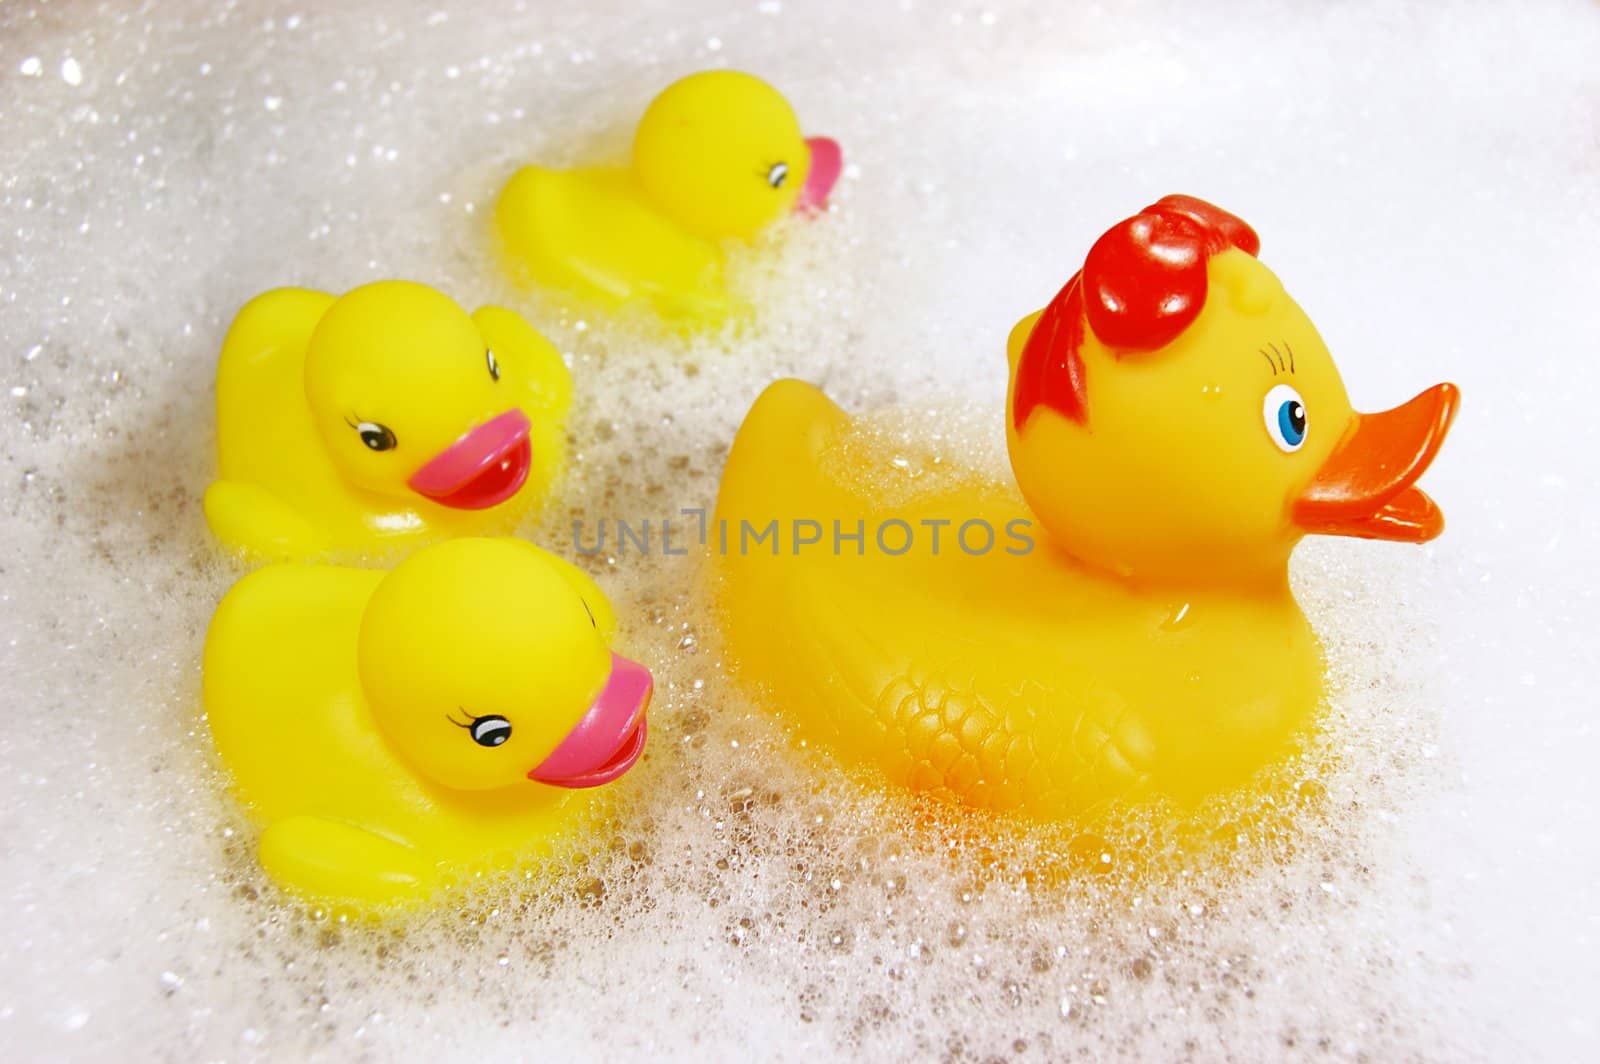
[710, 379, 887, 761]
[710, 378, 856, 702]
[714, 378, 850, 530]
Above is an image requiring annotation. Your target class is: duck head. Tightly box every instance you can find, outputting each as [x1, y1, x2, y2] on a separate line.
[357, 538, 652, 792]
[631, 69, 842, 241]
[1007, 195, 1459, 586]
[305, 281, 537, 512]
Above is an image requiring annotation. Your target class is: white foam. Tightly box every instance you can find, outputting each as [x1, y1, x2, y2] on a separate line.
[2, 0, 1598, 1059]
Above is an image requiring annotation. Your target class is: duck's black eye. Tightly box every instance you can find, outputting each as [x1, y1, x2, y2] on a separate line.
[355, 421, 396, 452]
[486, 347, 500, 382]
[766, 161, 788, 189]
[469, 715, 512, 747]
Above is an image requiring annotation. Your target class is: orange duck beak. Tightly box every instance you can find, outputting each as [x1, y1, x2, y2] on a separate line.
[1293, 383, 1460, 543]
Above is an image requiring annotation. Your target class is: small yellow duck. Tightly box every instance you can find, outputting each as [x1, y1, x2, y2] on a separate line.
[204, 537, 652, 910]
[711, 196, 1458, 817]
[495, 69, 842, 325]
[205, 281, 572, 560]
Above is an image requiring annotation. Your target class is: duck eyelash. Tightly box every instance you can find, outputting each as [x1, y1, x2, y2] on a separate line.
[446, 708, 476, 729]
[1260, 343, 1294, 374]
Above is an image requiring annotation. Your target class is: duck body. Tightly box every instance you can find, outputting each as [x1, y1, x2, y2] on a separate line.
[206, 563, 564, 902]
[204, 538, 653, 910]
[711, 196, 1458, 818]
[497, 165, 730, 323]
[206, 281, 572, 561]
[493, 70, 841, 326]
[714, 380, 1321, 814]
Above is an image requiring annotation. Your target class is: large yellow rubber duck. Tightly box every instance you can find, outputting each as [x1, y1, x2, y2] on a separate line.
[206, 281, 572, 560]
[495, 70, 842, 325]
[204, 538, 652, 910]
[711, 195, 1459, 817]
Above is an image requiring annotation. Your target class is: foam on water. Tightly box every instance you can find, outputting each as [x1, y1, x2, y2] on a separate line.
[3, 1, 1598, 1060]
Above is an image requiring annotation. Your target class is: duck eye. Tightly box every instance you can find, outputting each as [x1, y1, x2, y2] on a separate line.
[766, 161, 788, 189]
[486, 347, 500, 382]
[355, 421, 397, 452]
[1262, 383, 1308, 453]
[469, 715, 512, 748]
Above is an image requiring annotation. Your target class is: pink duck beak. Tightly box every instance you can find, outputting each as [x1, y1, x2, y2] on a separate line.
[529, 653, 652, 789]
[794, 136, 843, 212]
[407, 409, 533, 511]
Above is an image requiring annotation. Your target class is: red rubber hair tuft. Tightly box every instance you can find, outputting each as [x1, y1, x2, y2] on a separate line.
[1012, 195, 1259, 429]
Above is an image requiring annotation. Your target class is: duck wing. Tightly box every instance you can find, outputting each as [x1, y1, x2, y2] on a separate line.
[777, 559, 1156, 818]
[713, 379, 1156, 817]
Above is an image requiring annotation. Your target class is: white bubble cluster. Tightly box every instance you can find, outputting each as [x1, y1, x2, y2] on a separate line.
[2, 1, 1598, 1061]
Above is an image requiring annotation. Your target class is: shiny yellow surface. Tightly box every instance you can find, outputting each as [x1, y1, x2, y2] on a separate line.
[712, 253, 1351, 816]
[1008, 251, 1357, 586]
[205, 281, 572, 560]
[632, 70, 807, 239]
[494, 70, 810, 325]
[203, 538, 622, 910]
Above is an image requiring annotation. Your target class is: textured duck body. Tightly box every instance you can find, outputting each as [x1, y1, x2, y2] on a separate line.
[207, 285, 572, 560]
[712, 380, 1323, 816]
[711, 196, 1459, 821]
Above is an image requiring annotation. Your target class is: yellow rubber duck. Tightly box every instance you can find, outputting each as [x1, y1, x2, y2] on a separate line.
[205, 280, 572, 560]
[494, 69, 842, 325]
[711, 195, 1459, 817]
[204, 537, 653, 910]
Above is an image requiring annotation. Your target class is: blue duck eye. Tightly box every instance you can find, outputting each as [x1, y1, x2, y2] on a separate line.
[469, 715, 512, 747]
[1262, 383, 1307, 453]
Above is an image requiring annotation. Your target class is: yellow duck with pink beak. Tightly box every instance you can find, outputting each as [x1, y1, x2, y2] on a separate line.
[495, 70, 842, 326]
[205, 538, 652, 910]
[711, 196, 1459, 815]
[205, 281, 572, 561]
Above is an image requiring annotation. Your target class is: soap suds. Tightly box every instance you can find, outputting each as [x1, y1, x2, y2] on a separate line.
[2, 1, 1598, 1060]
